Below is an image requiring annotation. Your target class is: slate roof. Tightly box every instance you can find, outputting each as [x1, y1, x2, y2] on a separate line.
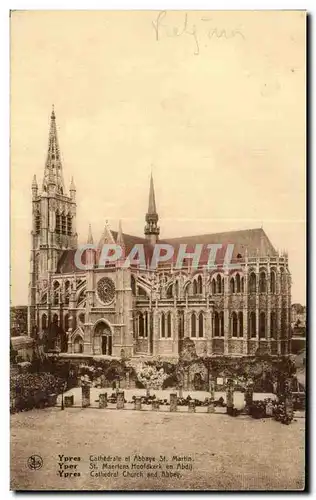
[56, 227, 276, 274]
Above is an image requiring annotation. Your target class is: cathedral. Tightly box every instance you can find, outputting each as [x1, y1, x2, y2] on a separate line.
[28, 108, 292, 358]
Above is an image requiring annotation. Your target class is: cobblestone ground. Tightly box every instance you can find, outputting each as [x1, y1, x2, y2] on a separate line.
[11, 403, 305, 491]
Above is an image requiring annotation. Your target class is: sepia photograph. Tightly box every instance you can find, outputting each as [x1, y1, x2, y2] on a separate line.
[10, 10, 306, 491]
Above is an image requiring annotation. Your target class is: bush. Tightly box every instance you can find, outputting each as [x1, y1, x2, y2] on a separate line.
[10, 372, 64, 413]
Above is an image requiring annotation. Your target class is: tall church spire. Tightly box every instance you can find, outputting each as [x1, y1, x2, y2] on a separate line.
[42, 105, 65, 194]
[144, 172, 160, 244]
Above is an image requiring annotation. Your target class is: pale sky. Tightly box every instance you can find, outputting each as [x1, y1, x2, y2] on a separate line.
[10, 10, 306, 305]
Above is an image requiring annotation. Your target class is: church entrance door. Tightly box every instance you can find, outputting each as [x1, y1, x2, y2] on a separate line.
[101, 334, 112, 356]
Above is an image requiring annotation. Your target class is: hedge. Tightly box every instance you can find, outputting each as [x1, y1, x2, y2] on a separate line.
[10, 372, 64, 413]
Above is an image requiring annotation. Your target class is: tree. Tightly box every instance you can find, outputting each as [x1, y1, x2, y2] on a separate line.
[136, 363, 168, 396]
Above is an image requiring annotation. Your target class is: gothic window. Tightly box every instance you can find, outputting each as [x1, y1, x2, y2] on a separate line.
[42, 314, 47, 330]
[61, 212, 66, 235]
[259, 312, 266, 338]
[64, 280, 70, 305]
[138, 312, 145, 338]
[41, 293, 47, 305]
[167, 284, 173, 298]
[53, 291, 59, 305]
[220, 311, 224, 337]
[214, 312, 220, 337]
[74, 335, 83, 354]
[167, 312, 172, 338]
[236, 274, 241, 293]
[193, 280, 198, 295]
[250, 311, 256, 338]
[55, 211, 61, 234]
[238, 311, 243, 337]
[259, 272, 266, 293]
[64, 314, 69, 332]
[52, 313, 59, 325]
[270, 311, 277, 339]
[230, 277, 235, 294]
[131, 275, 136, 295]
[191, 312, 196, 338]
[178, 310, 184, 338]
[198, 312, 204, 338]
[197, 275, 203, 294]
[211, 278, 216, 295]
[161, 312, 165, 338]
[241, 277, 244, 293]
[232, 312, 238, 337]
[146, 312, 149, 338]
[216, 275, 222, 294]
[67, 213, 72, 235]
[175, 281, 179, 298]
[270, 271, 276, 294]
[249, 272, 256, 293]
[35, 211, 41, 234]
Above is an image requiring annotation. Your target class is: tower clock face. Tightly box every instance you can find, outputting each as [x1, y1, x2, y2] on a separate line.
[96, 277, 115, 304]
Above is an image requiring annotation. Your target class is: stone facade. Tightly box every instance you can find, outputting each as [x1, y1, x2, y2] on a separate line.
[28, 109, 292, 359]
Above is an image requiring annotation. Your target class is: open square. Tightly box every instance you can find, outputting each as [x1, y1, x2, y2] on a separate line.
[11, 405, 305, 491]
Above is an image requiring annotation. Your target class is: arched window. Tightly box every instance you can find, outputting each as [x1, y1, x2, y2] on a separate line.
[241, 277, 244, 293]
[193, 281, 198, 295]
[67, 213, 72, 235]
[236, 274, 241, 293]
[249, 273, 256, 293]
[64, 314, 69, 332]
[35, 211, 41, 235]
[270, 311, 277, 339]
[52, 313, 59, 325]
[259, 272, 266, 293]
[238, 311, 243, 337]
[64, 281, 70, 305]
[230, 277, 235, 294]
[138, 312, 144, 338]
[55, 210, 61, 234]
[214, 312, 220, 337]
[232, 312, 238, 337]
[212, 278, 216, 295]
[175, 281, 179, 298]
[74, 335, 83, 354]
[250, 311, 256, 338]
[216, 275, 222, 294]
[167, 284, 173, 298]
[198, 312, 204, 337]
[259, 312, 266, 338]
[178, 310, 184, 338]
[220, 311, 224, 337]
[161, 312, 165, 338]
[131, 275, 136, 295]
[191, 312, 196, 338]
[167, 312, 172, 338]
[42, 314, 47, 330]
[61, 212, 67, 235]
[270, 271, 276, 294]
[197, 275, 203, 294]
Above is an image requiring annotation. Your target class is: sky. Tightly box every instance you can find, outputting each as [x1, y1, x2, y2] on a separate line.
[10, 10, 306, 305]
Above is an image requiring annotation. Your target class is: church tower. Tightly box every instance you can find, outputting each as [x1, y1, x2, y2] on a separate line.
[144, 173, 160, 245]
[28, 107, 77, 335]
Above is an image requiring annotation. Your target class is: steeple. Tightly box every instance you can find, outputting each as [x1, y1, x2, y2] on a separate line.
[31, 174, 38, 198]
[42, 105, 65, 195]
[87, 223, 94, 244]
[116, 220, 126, 264]
[98, 220, 116, 248]
[144, 172, 160, 244]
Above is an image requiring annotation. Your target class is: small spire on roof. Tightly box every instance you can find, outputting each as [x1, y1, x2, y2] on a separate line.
[87, 223, 93, 244]
[32, 174, 38, 187]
